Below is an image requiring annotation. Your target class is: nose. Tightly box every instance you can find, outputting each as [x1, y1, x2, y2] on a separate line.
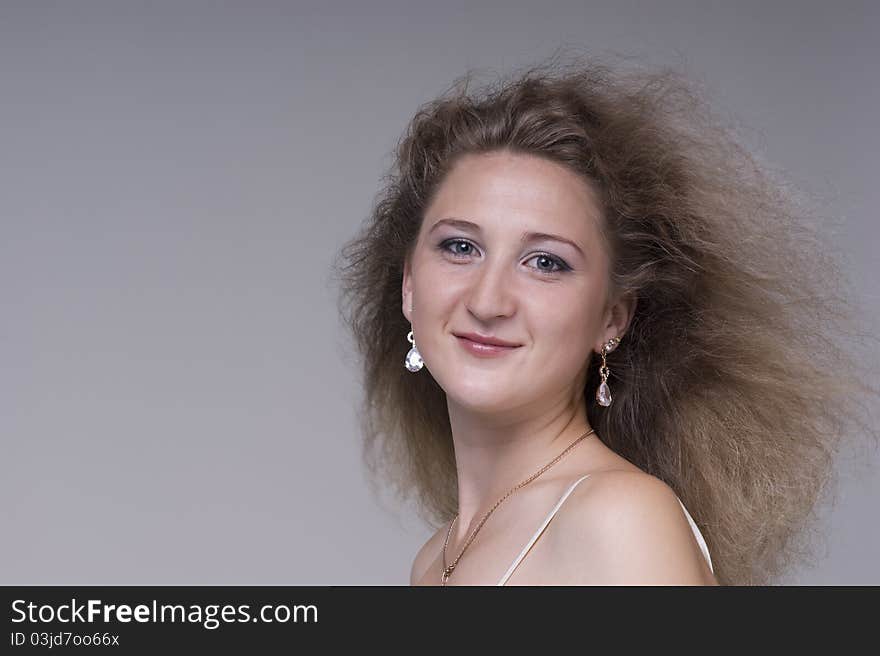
[465, 256, 517, 321]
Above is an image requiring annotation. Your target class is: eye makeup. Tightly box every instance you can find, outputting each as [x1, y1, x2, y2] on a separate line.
[436, 238, 572, 276]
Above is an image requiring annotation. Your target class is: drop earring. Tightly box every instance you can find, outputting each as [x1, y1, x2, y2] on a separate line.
[405, 326, 424, 372]
[596, 336, 621, 407]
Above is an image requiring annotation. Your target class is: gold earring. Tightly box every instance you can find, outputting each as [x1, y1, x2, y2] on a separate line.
[596, 337, 621, 407]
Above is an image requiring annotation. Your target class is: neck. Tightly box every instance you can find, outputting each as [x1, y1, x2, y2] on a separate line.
[446, 390, 595, 544]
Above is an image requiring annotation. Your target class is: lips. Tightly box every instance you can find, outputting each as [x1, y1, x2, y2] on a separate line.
[454, 333, 522, 358]
[453, 332, 522, 347]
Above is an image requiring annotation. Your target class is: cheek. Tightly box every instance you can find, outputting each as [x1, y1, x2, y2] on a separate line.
[414, 262, 465, 308]
[410, 272, 461, 343]
[528, 292, 596, 354]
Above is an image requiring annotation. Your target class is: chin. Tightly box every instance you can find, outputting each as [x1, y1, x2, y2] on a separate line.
[445, 384, 517, 414]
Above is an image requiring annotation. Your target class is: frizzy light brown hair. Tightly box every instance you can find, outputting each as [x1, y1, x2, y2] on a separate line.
[332, 51, 879, 585]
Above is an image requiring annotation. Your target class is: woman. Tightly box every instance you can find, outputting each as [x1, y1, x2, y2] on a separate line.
[334, 53, 878, 585]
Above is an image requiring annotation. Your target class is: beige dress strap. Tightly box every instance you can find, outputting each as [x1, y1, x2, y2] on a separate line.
[675, 497, 714, 574]
[497, 474, 591, 586]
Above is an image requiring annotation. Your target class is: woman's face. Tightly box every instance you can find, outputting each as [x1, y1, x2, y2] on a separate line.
[402, 150, 623, 415]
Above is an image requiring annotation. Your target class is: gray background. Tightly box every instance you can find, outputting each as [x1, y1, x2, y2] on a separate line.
[2, 0, 877, 584]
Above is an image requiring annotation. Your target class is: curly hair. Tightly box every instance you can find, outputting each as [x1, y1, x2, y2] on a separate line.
[332, 50, 880, 585]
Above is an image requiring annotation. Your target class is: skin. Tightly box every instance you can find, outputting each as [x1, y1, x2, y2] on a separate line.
[402, 150, 718, 585]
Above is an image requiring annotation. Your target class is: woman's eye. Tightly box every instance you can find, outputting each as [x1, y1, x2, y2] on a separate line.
[439, 239, 569, 275]
[444, 239, 476, 257]
[525, 253, 568, 274]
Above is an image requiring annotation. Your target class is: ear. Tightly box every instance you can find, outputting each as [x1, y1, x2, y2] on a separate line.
[597, 292, 637, 353]
[402, 254, 414, 324]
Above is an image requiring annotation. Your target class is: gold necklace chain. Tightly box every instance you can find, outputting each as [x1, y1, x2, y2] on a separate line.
[440, 428, 596, 585]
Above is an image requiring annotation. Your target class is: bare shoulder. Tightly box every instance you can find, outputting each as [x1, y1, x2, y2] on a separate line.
[409, 523, 449, 585]
[549, 470, 717, 585]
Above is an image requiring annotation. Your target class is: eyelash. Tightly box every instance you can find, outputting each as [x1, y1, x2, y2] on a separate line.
[438, 238, 572, 275]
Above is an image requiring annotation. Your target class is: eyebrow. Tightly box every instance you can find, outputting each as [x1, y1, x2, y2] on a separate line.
[427, 217, 585, 257]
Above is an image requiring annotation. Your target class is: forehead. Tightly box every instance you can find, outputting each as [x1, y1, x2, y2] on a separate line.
[424, 151, 604, 246]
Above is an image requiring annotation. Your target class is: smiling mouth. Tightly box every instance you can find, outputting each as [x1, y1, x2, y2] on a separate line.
[455, 335, 522, 357]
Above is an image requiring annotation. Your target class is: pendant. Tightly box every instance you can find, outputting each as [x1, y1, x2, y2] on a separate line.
[597, 381, 612, 406]
[405, 346, 423, 372]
